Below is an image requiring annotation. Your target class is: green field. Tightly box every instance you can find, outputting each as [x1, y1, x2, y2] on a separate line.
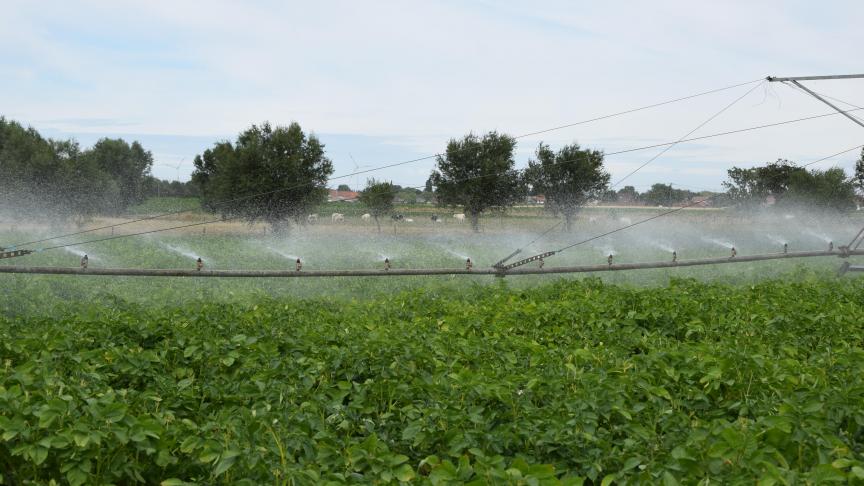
[2, 210, 864, 484]
[2, 276, 864, 484]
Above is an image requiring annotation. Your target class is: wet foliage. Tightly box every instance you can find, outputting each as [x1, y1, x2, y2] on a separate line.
[2, 276, 864, 484]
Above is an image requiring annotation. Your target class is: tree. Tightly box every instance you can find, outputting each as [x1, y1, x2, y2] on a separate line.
[786, 167, 856, 211]
[84, 138, 153, 211]
[191, 122, 333, 232]
[358, 178, 395, 232]
[424, 175, 434, 193]
[430, 131, 525, 231]
[641, 183, 695, 207]
[524, 142, 610, 231]
[724, 159, 855, 211]
[616, 186, 640, 204]
[854, 148, 864, 194]
[336, 184, 352, 192]
[723, 159, 805, 208]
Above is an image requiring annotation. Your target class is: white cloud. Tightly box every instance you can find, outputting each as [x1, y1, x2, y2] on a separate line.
[1, 0, 862, 188]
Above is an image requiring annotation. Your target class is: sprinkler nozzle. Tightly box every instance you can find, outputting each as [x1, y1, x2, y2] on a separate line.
[607, 254, 613, 266]
[80, 254, 88, 269]
[295, 258, 302, 271]
[730, 247, 737, 258]
[672, 251, 677, 263]
[829, 241, 834, 251]
[783, 243, 788, 254]
[196, 257, 203, 271]
[384, 258, 391, 271]
[465, 258, 473, 271]
[539, 256, 545, 269]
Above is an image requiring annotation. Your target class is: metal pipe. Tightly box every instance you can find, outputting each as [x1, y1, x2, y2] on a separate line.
[0, 250, 860, 278]
[767, 74, 864, 82]
[788, 80, 864, 130]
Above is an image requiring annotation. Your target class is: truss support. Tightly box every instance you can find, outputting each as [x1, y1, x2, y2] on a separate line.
[766, 74, 864, 130]
[0, 249, 32, 260]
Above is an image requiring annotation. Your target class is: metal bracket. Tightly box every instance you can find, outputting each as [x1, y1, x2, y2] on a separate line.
[499, 251, 556, 271]
[0, 249, 33, 260]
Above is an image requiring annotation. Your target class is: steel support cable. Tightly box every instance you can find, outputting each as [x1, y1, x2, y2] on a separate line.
[780, 84, 864, 250]
[553, 143, 864, 254]
[9, 78, 764, 248]
[612, 81, 766, 188]
[494, 81, 765, 266]
[23, 122, 864, 253]
[782, 82, 864, 123]
[14, 97, 861, 251]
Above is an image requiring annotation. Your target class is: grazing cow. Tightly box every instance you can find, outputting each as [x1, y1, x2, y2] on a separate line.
[331, 213, 344, 222]
[405, 218, 414, 223]
[361, 213, 372, 221]
[453, 213, 466, 222]
[391, 214, 404, 222]
[307, 214, 318, 224]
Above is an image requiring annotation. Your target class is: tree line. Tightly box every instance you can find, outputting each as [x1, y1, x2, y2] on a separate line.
[2, 116, 861, 229]
[0, 117, 198, 222]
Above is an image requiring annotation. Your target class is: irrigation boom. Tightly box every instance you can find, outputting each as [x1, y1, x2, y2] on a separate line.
[0, 249, 859, 278]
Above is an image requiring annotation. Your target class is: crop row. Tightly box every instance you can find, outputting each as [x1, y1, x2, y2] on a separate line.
[2, 276, 864, 484]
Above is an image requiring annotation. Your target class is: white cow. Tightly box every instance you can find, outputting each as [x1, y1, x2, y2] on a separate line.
[307, 214, 318, 224]
[405, 218, 414, 223]
[361, 213, 372, 221]
[453, 213, 466, 222]
[331, 213, 345, 222]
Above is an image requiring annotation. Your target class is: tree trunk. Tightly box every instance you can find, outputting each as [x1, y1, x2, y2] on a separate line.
[470, 211, 480, 232]
[564, 212, 574, 232]
[270, 219, 291, 236]
[374, 216, 381, 233]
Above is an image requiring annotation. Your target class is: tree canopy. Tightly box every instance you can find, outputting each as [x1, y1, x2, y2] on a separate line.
[723, 159, 855, 211]
[430, 131, 525, 231]
[0, 117, 153, 221]
[191, 122, 333, 231]
[641, 183, 697, 207]
[358, 178, 395, 232]
[525, 142, 610, 231]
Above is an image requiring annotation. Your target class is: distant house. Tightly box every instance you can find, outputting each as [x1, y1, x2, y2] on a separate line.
[689, 196, 714, 208]
[328, 189, 359, 202]
[525, 195, 545, 205]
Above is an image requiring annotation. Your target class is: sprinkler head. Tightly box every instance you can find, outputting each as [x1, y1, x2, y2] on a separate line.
[295, 258, 302, 271]
[783, 243, 788, 254]
[465, 258, 472, 271]
[730, 247, 737, 258]
[607, 254, 613, 266]
[829, 241, 834, 251]
[196, 257, 203, 271]
[672, 251, 677, 263]
[539, 257, 545, 269]
[384, 258, 391, 271]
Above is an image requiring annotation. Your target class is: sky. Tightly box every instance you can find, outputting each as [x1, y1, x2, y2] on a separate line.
[2, 0, 863, 192]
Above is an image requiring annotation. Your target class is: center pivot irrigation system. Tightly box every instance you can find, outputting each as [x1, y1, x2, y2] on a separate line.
[2, 73, 864, 279]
